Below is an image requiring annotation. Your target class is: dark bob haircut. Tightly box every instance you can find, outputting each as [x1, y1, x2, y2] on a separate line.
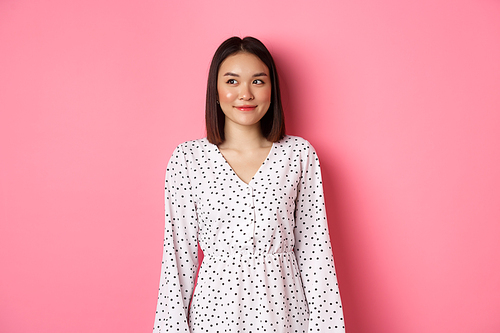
[206, 36, 285, 145]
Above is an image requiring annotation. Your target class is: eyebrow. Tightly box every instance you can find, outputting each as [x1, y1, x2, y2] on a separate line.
[223, 72, 268, 77]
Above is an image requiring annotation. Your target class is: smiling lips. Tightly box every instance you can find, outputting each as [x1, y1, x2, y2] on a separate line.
[234, 105, 257, 111]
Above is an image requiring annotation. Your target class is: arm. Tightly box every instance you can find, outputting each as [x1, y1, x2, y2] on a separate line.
[294, 141, 345, 332]
[153, 145, 198, 333]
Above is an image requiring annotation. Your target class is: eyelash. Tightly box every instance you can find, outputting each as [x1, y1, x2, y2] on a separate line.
[225, 79, 265, 85]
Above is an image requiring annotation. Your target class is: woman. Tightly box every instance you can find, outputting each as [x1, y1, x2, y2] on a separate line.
[153, 36, 344, 333]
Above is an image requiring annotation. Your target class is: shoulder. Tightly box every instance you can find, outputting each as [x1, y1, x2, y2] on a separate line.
[170, 137, 213, 157]
[168, 137, 215, 166]
[174, 137, 210, 153]
[276, 135, 316, 154]
[166, 138, 210, 174]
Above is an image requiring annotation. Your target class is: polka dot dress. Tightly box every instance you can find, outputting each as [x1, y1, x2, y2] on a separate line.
[153, 135, 344, 333]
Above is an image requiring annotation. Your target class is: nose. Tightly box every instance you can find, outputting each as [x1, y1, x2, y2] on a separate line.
[239, 84, 254, 101]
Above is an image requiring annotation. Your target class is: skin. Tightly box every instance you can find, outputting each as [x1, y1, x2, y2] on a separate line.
[216, 52, 273, 184]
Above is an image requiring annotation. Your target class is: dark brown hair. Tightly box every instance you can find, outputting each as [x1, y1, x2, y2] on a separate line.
[206, 36, 285, 145]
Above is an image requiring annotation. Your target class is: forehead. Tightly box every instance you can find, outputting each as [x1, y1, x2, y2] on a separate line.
[218, 52, 269, 76]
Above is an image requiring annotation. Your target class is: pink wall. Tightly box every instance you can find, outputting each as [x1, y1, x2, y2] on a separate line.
[1, 0, 499, 332]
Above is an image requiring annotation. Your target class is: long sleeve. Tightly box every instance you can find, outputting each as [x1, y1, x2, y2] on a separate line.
[153, 145, 199, 333]
[293, 141, 345, 332]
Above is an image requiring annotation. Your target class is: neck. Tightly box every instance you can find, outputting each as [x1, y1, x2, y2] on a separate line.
[220, 121, 268, 150]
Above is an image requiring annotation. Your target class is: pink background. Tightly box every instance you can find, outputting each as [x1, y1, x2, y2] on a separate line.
[1, 0, 500, 332]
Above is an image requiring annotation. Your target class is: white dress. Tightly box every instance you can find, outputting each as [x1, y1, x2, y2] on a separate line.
[153, 135, 344, 333]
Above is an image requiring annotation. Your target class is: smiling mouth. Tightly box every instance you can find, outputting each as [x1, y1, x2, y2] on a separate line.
[234, 105, 257, 111]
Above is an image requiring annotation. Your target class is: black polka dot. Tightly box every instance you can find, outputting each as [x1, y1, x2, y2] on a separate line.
[153, 135, 344, 332]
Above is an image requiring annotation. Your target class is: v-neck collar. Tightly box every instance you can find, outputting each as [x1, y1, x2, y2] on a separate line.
[212, 141, 275, 186]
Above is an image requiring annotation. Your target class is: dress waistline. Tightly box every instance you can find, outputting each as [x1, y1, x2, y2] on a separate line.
[203, 250, 295, 260]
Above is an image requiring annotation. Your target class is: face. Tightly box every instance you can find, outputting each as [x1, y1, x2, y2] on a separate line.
[217, 52, 272, 129]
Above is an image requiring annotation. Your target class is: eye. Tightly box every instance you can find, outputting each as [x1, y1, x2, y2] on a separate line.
[226, 79, 238, 85]
[253, 79, 265, 85]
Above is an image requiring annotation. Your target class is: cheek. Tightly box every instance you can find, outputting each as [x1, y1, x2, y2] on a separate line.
[261, 87, 272, 103]
[218, 86, 236, 102]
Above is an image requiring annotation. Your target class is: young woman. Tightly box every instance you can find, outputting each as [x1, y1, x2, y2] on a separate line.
[153, 36, 345, 333]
